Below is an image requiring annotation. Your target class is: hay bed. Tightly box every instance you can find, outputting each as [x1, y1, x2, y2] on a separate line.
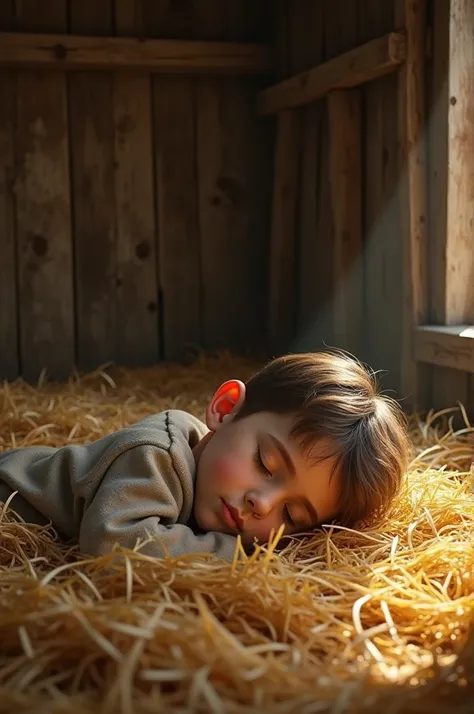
[0, 353, 473, 714]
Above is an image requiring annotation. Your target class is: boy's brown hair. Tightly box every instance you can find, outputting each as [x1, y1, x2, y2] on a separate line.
[236, 350, 410, 527]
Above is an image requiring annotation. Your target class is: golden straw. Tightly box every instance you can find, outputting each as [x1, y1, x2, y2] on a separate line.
[0, 353, 473, 713]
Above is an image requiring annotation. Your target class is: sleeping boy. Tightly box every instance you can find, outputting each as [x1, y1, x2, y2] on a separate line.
[0, 351, 410, 561]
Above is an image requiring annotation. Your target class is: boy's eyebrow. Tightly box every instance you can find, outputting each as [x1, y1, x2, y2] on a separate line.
[268, 434, 296, 475]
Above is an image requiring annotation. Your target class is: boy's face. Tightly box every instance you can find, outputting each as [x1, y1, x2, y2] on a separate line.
[193, 380, 341, 547]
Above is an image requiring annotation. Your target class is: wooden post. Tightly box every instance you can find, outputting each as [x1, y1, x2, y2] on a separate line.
[428, 0, 474, 412]
[444, 1, 474, 323]
[328, 90, 362, 356]
[268, 110, 300, 353]
[395, 0, 430, 411]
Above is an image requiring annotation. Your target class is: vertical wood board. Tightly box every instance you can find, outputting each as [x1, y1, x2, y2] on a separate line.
[114, 0, 159, 366]
[267, 110, 300, 353]
[154, 76, 201, 360]
[69, 1, 117, 370]
[288, 0, 327, 352]
[144, 1, 200, 361]
[445, 1, 474, 323]
[361, 1, 403, 389]
[15, 0, 74, 381]
[196, 1, 271, 354]
[328, 89, 363, 357]
[395, 0, 431, 412]
[429, 0, 470, 411]
[197, 77, 269, 353]
[0, 0, 18, 379]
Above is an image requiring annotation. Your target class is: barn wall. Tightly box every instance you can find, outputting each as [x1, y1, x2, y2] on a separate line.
[274, 0, 472, 413]
[0, 0, 273, 382]
[426, 0, 474, 415]
[273, 0, 405, 398]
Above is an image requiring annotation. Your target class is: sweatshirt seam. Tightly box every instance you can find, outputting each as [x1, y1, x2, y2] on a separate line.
[164, 410, 184, 486]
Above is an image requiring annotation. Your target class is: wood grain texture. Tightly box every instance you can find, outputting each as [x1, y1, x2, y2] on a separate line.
[361, 2, 403, 391]
[195, 1, 271, 355]
[258, 32, 406, 115]
[288, 0, 326, 352]
[325, 0, 362, 357]
[328, 90, 362, 356]
[395, 0, 431, 411]
[144, 1, 200, 361]
[0, 32, 273, 75]
[0, 0, 18, 379]
[114, 0, 159, 366]
[69, 0, 117, 370]
[429, 0, 471, 411]
[267, 110, 300, 352]
[415, 326, 474, 373]
[445, 0, 474, 323]
[14, 0, 74, 381]
[153, 77, 201, 360]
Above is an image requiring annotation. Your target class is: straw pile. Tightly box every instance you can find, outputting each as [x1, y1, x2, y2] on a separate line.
[0, 354, 473, 714]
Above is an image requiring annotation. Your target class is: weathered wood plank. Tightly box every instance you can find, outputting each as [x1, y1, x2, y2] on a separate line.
[258, 32, 406, 115]
[197, 78, 268, 353]
[324, 1, 362, 356]
[153, 77, 201, 361]
[142, 1, 200, 361]
[193, 1, 271, 354]
[267, 110, 300, 352]
[0, 1, 18, 380]
[286, 0, 325, 351]
[415, 326, 474, 373]
[113, 1, 159, 367]
[328, 90, 362, 356]
[0, 32, 273, 75]
[395, 0, 431, 412]
[114, 0, 145, 37]
[362, 2, 403, 391]
[14, 0, 74, 381]
[358, 0, 404, 390]
[445, 2, 474, 322]
[429, 0, 471, 411]
[69, 1, 116, 370]
[293, 0, 362, 354]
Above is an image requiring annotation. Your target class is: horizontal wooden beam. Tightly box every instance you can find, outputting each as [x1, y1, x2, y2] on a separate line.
[415, 325, 474, 373]
[257, 32, 406, 115]
[0, 32, 273, 75]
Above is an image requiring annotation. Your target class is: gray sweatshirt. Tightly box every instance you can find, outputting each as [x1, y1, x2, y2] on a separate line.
[0, 409, 238, 562]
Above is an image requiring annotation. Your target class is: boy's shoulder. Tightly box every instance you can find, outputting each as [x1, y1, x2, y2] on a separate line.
[123, 409, 208, 451]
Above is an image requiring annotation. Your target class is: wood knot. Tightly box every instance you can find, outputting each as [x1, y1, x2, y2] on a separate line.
[31, 234, 48, 258]
[136, 241, 151, 260]
[215, 176, 244, 206]
[52, 44, 67, 61]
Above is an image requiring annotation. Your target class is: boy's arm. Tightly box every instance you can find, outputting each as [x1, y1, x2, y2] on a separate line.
[79, 444, 239, 563]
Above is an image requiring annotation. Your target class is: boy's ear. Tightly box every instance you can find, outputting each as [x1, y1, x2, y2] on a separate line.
[206, 379, 246, 431]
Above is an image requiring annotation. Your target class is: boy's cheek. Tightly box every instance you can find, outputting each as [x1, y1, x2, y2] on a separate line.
[211, 452, 247, 485]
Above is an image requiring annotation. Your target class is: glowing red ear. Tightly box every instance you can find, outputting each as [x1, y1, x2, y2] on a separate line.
[206, 379, 246, 430]
[214, 382, 241, 417]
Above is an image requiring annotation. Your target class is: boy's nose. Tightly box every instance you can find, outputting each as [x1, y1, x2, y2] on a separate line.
[244, 489, 276, 518]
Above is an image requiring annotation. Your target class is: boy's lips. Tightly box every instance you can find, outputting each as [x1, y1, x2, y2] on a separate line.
[221, 499, 243, 532]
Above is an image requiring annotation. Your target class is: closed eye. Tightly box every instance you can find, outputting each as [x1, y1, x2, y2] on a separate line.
[283, 505, 295, 527]
[254, 446, 271, 477]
